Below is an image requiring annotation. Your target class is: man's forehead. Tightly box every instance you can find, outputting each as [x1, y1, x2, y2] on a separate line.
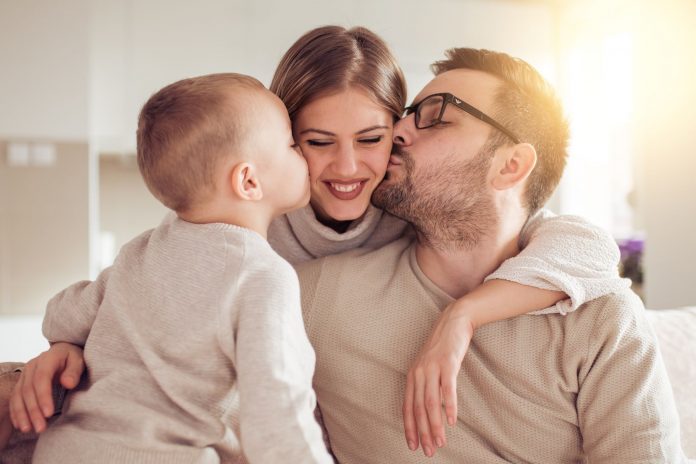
[414, 69, 501, 109]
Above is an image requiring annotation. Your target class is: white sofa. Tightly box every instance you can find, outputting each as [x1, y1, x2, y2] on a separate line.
[646, 307, 696, 458]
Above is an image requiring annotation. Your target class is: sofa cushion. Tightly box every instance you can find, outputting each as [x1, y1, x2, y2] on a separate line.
[647, 307, 696, 458]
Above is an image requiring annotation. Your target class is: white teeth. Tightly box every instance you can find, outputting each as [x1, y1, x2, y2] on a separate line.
[330, 182, 360, 193]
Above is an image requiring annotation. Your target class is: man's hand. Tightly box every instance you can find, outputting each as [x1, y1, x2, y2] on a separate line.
[0, 410, 12, 450]
[9, 342, 85, 434]
[403, 303, 474, 458]
[0, 366, 20, 450]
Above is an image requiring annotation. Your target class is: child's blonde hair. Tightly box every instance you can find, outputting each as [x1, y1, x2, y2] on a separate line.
[137, 73, 263, 212]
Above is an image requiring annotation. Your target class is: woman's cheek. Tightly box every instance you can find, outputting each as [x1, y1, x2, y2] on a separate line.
[302, 151, 324, 182]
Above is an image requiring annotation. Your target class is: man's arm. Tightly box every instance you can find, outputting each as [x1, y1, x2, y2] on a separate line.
[577, 291, 686, 463]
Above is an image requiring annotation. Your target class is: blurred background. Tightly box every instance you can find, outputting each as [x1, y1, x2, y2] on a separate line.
[1, 0, 695, 360]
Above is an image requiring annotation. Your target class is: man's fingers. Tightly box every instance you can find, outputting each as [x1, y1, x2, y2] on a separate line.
[9, 373, 26, 431]
[402, 371, 418, 451]
[9, 365, 35, 433]
[0, 412, 13, 451]
[424, 367, 446, 450]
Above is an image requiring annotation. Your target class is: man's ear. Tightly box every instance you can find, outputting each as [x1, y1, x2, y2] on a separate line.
[491, 143, 537, 190]
[230, 162, 263, 201]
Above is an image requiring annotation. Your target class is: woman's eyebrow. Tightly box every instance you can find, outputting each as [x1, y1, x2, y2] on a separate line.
[356, 125, 390, 135]
[298, 128, 335, 136]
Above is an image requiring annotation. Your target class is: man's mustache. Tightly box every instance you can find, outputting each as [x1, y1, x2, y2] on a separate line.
[391, 145, 409, 158]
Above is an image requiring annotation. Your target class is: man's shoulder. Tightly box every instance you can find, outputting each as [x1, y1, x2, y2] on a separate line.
[569, 288, 652, 339]
[578, 288, 646, 318]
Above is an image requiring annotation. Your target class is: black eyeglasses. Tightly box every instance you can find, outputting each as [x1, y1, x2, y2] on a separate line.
[403, 92, 521, 144]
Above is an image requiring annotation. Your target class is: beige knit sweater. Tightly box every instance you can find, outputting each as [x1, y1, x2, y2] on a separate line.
[33, 216, 332, 464]
[270, 205, 630, 314]
[297, 237, 687, 463]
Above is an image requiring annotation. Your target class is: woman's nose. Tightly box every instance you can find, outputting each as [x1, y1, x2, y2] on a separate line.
[332, 144, 358, 175]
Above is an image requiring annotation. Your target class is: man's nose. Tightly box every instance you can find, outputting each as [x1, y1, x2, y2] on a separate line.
[393, 116, 413, 146]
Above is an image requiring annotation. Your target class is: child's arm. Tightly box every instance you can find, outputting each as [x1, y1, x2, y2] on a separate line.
[403, 211, 630, 455]
[221, 261, 333, 464]
[9, 267, 112, 436]
[41, 267, 112, 346]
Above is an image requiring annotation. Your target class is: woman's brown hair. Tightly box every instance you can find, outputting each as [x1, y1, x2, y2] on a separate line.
[270, 26, 407, 124]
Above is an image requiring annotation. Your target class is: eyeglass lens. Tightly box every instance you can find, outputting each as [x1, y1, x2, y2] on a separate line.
[416, 95, 445, 128]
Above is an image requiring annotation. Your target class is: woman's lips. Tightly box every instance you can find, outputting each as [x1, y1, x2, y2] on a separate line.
[323, 180, 367, 200]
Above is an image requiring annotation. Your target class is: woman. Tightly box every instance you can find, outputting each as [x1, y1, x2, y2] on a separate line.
[4, 26, 626, 459]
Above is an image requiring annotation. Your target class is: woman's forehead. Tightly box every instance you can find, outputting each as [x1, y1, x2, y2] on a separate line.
[294, 88, 392, 134]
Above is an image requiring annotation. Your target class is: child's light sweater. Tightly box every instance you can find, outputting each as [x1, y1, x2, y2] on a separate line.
[34, 216, 333, 464]
[269, 205, 630, 313]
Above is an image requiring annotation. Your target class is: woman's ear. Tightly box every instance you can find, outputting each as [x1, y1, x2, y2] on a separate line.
[491, 143, 537, 190]
[230, 162, 263, 201]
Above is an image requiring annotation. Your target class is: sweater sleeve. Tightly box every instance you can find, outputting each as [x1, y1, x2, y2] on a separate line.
[232, 259, 332, 464]
[42, 266, 112, 345]
[576, 292, 687, 463]
[485, 209, 631, 315]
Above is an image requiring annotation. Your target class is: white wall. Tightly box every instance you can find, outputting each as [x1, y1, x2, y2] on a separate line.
[633, 0, 696, 308]
[99, 155, 168, 261]
[0, 0, 90, 140]
[88, 0, 558, 153]
[0, 0, 95, 315]
[0, 141, 91, 315]
[553, 0, 696, 308]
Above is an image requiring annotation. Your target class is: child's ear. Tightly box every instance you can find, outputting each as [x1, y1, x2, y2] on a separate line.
[230, 162, 263, 201]
[491, 143, 537, 190]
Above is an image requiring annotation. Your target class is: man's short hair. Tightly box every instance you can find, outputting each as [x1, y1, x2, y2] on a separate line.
[432, 49, 569, 215]
[136, 73, 263, 212]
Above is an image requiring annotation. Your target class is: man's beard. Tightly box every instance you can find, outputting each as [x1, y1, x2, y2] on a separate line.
[372, 144, 497, 251]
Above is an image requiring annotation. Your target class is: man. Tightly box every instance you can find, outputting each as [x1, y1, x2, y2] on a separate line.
[296, 48, 686, 462]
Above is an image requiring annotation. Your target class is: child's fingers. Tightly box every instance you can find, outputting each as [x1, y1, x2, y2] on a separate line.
[60, 347, 85, 389]
[32, 357, 56, 418]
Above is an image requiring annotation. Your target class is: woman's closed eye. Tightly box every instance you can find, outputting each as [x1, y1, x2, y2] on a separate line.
[358, 135, 384, 145]
[306, 139, 333, 147]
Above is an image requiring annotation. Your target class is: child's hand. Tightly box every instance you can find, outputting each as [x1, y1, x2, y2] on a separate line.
[402, 301, 474, 458]
[9, 342, 85, 434]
